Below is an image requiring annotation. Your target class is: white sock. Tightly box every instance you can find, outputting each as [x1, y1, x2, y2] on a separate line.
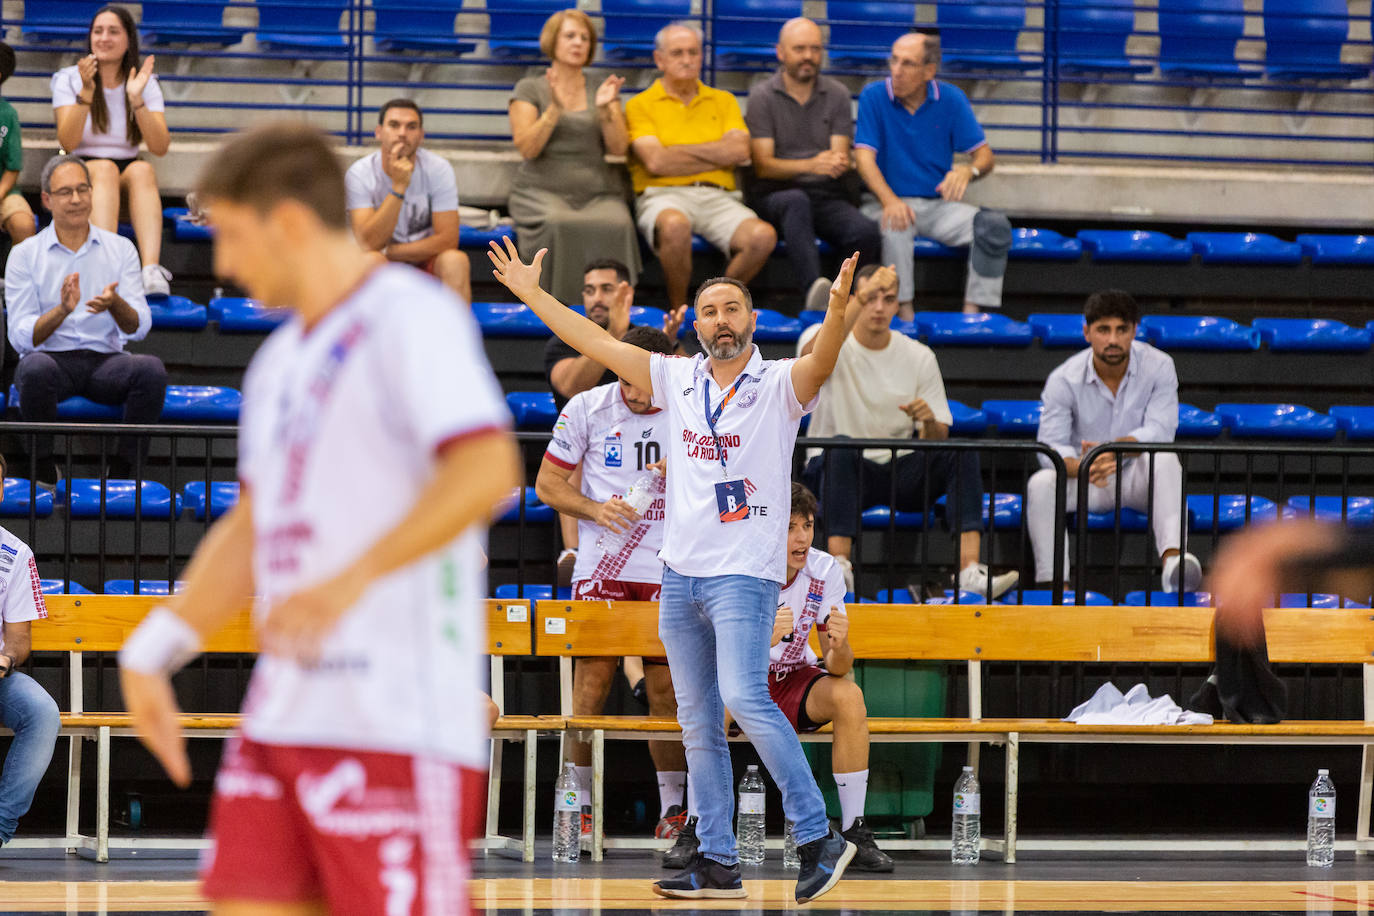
[834, 769, 869, 832]
[574, 765, 593, 795]
[657, 770, 687, 818]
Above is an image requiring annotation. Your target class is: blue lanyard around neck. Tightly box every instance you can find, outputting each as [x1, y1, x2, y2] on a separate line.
[703, 374, 746, 477]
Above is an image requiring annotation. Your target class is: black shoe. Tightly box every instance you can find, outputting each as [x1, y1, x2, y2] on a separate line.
[652, 855, 746, 899]
[841, 817, 894, 873]
[795, 828, 856, 904]
[630, 677, 648, 708]
[1187, 678, 1224, 719]
[32, 459, 61, 490]
[661, 814, 699, 869]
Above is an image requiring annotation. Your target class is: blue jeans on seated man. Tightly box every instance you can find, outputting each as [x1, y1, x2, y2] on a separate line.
[0, 672, 61, 844]
[659, 569, 829, 865]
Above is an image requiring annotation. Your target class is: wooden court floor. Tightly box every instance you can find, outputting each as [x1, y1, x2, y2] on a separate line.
[2, 876, 1374, 913]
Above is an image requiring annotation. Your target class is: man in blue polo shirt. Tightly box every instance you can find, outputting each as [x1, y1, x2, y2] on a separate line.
[854, 31, 1010, 319]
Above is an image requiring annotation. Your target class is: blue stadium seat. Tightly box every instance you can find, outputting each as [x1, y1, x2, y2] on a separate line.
[493, 583, 572, 600]
[163, 207, 212, 242]
[713, 0, 802, 65]
[8, 385, 121, 421]
[162, 386, 242, 423]
[2, 479, 55, 519]
[1296, 234, 1374, 266]
[997, 589, 1112, 606]
[473, 302, 552, 338]
[140, 1, 247, 46]
[1009, 228, 1083, 261]
[1157, 0, 1256, 79]
[1329, 406, 1374, 440]
[569, 303, 670, 333]
[826, 0, 914, 65]
[947, 400, 988, 436]
[937, 492, 1022, 529]
[1283, 495, 1374, 525]
[861, 506, 936, 530]
[1081, 507, 1150, 532]
[211, 297, 291, 334]
[937, 0, 1039, 73]
[1186, 232, 1303, 265]
[798, 310, 826, 329]
[498, 488, 555, 524]
[459, 224, 515, 250]
[912, 238, 963, 259]
[1186, 494, 1277, 531]
[1124, 590, 1212, 607]
[1214, 403, 1338, 440]
[1263, 0, 1366, 81]
[103, 580, 185, 596]
[255, 1, 349, 52]
[40, 579, 93, 595]
[1056, 0, 1151, 75]
[488, 0, 564, 58]
[20, 0, 102, 43]
[922, 590, 988, 605]
[1138, 315, 1261, 351]
[981, 400, 1041, 436]
[183, 481, 241, 521]
[873, 588, 918, 603]
[1077, 230, 1194, 263]
[372, 0, 476, 54]
[505, 391, 559, 430]
[1027, 313, 1086, 348]
[912, 313, 1034, 347]
[1177, 403, 1223, 438]
[1251, 318, 1371, 353]
[149, 296, 209, 330]
[1279, 593, 1369, 609]
[752, 309, 804, 343]
[58, 480, 182, 519]
[602, 0, 692, 61]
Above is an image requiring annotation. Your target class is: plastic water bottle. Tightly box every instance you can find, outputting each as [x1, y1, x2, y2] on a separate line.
[551, 762, 581, 863]
[596, 471, 663, 555]
[1307, 768, 1337, 867]
[737, 765, 766, 865]
[783, 820, 800, 869]
[951, 765, 981, 865]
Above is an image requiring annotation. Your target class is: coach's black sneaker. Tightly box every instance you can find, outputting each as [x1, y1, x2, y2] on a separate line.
[795, 828, 856, 904]
[661, 814, 699, 868]
[652, 855, 746, 899]
[840, 817, 894, 872]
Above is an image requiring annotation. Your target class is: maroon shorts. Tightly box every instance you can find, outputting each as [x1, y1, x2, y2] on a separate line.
[768, 665, 830, 732]
[573, 578, 667, 664]
[201, 736, 485, 914]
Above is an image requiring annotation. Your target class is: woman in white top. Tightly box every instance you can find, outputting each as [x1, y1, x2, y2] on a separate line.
[52, 5, 171, 296]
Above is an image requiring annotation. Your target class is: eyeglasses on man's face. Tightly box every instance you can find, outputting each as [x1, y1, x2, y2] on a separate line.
[49, 183, 93, 200]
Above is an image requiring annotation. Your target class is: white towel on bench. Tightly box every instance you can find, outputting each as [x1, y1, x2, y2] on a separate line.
[1065, 682, 1214, 726]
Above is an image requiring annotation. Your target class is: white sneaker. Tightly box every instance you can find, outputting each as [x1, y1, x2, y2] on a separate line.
[958, 562, 1019, 600]
[805, 276, 831, 313]
[141, 264, 172, 297]
[1161, 552, 1202, 593]
[834, 555, 854, 593]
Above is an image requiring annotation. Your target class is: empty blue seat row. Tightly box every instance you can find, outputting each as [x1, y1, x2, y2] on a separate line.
[492, 583, 572, 600]
[40, 579, 93, 595]
[2, 479, 55, 518]
[209, 297, 291, 334]
[104, 579, 185, 596]
[184, 481, 241, 521]
[506, 391, 559, 430]
[459, 224, 515, 250]
[498, 488, 555, 524]
[57, 480, 183, 519]
[1214, 403, 1338, 440]
[7, 385, 241, 423]
[997, 589, 1113, 606]
[149, 296, 209, 330]
[1283, 495, 1374, 525]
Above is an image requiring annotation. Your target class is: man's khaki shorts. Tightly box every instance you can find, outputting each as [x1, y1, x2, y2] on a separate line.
[634, 185, 759, 254]
[1, 193, 33, 228]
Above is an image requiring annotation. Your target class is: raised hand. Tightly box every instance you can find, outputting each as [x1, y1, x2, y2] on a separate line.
[595, 74, 625, 109]
[608, 280, 633, 336]
[487, 236, 547, 302]
[125, 55, 156, 103]
[662, 304, 687, 341]
[77, 55, 97, 92]
[827, 251, 860, 314]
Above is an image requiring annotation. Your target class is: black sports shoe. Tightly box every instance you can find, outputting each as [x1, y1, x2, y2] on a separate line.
[652, 855, 746, 899]
[795, 828, 856, 904]
[841, 816, 894, 873]
[661, 814, 700, 869]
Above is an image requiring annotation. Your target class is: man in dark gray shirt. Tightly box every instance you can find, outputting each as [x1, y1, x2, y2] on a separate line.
[746, 18, 881, 314]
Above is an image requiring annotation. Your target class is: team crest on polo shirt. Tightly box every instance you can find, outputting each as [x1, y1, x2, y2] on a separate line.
[736, 387, 759, 409]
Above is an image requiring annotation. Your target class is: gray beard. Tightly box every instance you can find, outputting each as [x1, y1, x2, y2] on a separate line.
[702, 329, 753, 361]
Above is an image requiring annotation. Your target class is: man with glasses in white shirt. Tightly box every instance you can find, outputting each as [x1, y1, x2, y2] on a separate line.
[1025, 289, 1201, 593]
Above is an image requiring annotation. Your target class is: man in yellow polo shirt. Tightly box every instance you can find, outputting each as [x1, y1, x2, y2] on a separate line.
[626, 22, 777, 311]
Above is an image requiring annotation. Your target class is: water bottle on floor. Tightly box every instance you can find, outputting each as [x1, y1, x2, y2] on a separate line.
[596, 471, 662, 555]
[737, 764, 766, 865]
[1307, 768, 1336, 867]
[783, 820, 800, 869]
[552, 762, 581, 863]
[951, 765, 981, 865]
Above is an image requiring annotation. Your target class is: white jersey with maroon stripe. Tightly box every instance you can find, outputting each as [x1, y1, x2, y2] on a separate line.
[236, 265, 510, 769]
[770, 548, 845, 674]
[544, 381, 667, 586]
[0, 525, 47, 650]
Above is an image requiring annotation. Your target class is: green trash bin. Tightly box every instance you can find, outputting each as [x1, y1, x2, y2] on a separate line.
[804, 660, 946, 826]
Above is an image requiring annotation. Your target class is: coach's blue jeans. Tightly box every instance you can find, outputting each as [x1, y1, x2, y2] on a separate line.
[659, 568, 829, 865]
[0, 671, 60, 843]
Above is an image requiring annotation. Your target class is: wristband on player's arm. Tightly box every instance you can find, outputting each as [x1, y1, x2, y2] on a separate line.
[119, 606, 202, 676]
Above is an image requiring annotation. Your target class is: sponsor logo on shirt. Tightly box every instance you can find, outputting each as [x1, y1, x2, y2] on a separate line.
[297, 758, 420, 838]
[736, 388, 759, 409]
[682, 429, 741, 462]
[604, 432, 622, 467]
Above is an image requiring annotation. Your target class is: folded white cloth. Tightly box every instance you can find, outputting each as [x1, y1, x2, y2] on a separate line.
[1065, 681, 1214, 726]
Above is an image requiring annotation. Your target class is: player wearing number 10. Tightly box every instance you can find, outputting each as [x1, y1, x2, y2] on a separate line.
[490, 237, 860, 904]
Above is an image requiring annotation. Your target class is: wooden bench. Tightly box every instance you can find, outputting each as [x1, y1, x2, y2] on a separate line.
[535, 599, 1374, 862]
[10, 596, 549, 862]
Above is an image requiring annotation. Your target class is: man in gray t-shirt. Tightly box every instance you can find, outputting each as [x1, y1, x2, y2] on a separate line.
[345, 99, 471, 302]
[745, 18, 880, 315]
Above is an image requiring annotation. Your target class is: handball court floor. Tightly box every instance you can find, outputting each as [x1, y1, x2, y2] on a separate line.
[2, 845, 1374, 914]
